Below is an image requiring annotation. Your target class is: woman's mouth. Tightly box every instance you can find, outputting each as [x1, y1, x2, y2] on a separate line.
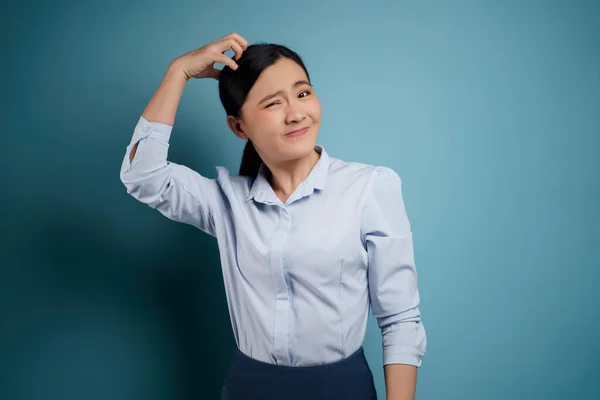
[285, 127, 309, 138]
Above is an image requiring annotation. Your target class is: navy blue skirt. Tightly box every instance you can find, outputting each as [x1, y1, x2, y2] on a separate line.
[221, 346, 377, 400]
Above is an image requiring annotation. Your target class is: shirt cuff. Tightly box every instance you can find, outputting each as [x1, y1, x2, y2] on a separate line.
[130, 115, 173, 145]
[383, 347, 423, 367]
[123, 116, 173, 171]
[382, 321, 427, 368]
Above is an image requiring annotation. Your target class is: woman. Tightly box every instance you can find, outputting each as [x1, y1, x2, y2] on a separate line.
[120, 32, 426, 400]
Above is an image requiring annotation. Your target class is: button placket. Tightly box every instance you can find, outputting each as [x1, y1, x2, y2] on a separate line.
[280, 209, 293, 363]
[270, 205, 293, 365]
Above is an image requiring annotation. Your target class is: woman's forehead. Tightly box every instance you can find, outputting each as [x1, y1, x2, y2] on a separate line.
[251, 59, 309, 94]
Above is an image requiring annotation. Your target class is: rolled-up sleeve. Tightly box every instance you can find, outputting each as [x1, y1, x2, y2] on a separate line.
[119, 115, 222, 237]
[362, 166, 427, 367]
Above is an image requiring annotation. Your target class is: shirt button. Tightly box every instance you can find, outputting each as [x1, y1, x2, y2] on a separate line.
[143, 125, 151, 133]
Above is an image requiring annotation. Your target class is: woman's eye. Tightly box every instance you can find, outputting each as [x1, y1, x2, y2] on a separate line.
[266, 91, 311, 108]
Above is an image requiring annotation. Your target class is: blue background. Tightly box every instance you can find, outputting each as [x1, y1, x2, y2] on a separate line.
[2, 1, 599, 399]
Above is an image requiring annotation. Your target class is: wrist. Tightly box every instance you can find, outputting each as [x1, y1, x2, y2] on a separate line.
[167, 58, 189, 82]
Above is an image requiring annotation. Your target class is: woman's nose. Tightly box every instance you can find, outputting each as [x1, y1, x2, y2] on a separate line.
[285, 103, 306, 124]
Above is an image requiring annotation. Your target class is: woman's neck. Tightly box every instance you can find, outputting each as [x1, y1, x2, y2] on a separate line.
[266, 149, 321, 203]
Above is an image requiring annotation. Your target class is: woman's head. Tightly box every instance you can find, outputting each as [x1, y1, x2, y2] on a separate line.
[218, 43, 321, 178]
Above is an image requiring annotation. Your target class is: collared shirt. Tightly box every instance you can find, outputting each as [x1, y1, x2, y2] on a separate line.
[120, 116, 427, 367]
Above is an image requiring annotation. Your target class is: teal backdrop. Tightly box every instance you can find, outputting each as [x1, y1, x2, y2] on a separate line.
[2, 1, 599, 399]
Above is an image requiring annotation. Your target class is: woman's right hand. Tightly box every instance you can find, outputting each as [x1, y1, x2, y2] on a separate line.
[173, 32, 249, 81]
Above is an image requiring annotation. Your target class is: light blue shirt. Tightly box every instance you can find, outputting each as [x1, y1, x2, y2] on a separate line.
[120, 116, 427, 368]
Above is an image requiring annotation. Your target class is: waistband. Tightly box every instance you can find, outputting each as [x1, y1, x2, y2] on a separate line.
[230, 346, 367, 376]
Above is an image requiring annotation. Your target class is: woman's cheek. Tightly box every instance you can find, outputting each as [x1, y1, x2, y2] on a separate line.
[254, 110, 279, 130]
[309, 98, 322, 122]
[251, 112, 283, 146]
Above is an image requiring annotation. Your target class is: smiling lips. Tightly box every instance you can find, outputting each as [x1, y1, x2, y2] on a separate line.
[285, 127, 309, 138]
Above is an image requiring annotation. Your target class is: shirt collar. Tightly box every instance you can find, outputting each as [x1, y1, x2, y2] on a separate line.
[246, 144, 330, 204]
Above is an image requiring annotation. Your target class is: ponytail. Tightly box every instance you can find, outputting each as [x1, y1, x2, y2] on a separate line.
[239, 140, 263, 179]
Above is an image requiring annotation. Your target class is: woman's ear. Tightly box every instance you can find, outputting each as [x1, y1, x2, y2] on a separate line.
[227, 115, 249, 140]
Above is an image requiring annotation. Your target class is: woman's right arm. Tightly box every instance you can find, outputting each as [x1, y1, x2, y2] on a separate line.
[120, 33, 248, 237]
[126, 64, 186, 164]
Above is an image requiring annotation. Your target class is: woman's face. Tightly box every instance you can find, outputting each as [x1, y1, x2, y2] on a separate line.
[232, 57, 322, 165]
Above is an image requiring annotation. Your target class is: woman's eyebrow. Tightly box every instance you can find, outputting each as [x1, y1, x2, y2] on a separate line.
[258, 80, 312, 105]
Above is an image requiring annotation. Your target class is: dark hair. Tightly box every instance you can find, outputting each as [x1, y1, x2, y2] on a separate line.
[218, 43, 311, 179]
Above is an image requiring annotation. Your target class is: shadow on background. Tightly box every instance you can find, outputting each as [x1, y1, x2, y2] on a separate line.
[2, 111, 236, 399]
